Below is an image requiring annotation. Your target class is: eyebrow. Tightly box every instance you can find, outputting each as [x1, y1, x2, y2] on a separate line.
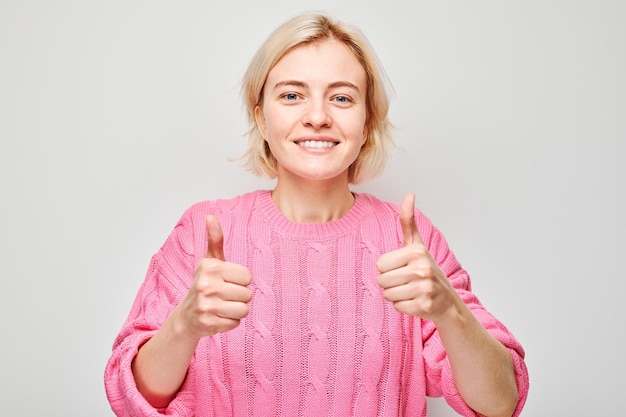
[272, 80, 361, 93]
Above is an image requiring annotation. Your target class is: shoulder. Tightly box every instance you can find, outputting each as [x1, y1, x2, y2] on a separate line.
[355, 192, 400, 217]
[159, 191, 267, 259]
[355, 192, 434, 230]
[356, 192, 450, 255]
[175, 190, 269, 247]
[181, 190, 267, 223]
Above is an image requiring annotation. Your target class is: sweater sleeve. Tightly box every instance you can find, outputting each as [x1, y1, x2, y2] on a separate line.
[416, 210, 529, 417]
[104, 204, 208, 417]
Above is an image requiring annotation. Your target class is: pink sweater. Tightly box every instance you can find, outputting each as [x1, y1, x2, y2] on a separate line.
[105, 190, 528, 416]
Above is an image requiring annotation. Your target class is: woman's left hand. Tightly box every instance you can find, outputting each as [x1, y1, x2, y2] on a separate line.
[376, 193, 459, 322]
[378, 193, 520, 416]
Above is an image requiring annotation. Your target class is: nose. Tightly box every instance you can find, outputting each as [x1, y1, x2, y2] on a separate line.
[302, 98, 332, 129]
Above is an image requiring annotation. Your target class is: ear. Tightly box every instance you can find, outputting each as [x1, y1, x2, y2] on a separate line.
[361, 122, 369, 146]
[254, 105, 267, 140]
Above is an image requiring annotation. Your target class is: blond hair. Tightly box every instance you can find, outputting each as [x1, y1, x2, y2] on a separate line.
[240, 12, 394, 184]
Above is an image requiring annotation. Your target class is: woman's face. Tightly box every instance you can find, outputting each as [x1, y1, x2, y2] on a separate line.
[255, 39, 368, 184]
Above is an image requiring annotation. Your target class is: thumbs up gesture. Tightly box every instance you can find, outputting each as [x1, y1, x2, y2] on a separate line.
[176, 215, 253, 337]
[376, 193, 457, 322]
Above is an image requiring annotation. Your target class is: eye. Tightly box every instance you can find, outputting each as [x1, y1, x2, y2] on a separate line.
[282, 93, 300, 101]
[332, 95, 352, 104]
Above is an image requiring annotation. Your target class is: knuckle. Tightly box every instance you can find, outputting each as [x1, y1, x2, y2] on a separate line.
[203, 258, 223, 273]
[409, 260, 434, 279]
[195, 260, 222, 283]
[197, 314, 219, 333]
[196, 298, 218, 315]
[194, 277, 219, 295]
[421, 298, 434, 315]
[408, 245, 428, 258]
[193, 276, 209, 291]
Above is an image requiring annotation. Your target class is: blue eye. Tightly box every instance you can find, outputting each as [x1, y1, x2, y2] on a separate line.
[334, 96, 350, 103]
[284, 93, 298, 101]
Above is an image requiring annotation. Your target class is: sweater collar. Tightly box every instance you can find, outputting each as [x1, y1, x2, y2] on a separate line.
[254, 190, 370, 240]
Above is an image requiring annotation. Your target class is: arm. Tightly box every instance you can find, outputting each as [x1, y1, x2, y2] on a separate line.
[377, 193, 521, 417]
[105, 211, 252, 415]
[430, 295, 518, 417]
[132, 215, 253, 408]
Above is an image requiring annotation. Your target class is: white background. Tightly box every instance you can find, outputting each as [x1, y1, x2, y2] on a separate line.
[1, 1, 624, 416]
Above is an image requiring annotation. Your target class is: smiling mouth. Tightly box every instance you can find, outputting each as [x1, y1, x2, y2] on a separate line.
[296, 140, 338, 149]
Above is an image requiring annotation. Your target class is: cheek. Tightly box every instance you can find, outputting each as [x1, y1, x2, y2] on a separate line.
[262, 108, 282, 135]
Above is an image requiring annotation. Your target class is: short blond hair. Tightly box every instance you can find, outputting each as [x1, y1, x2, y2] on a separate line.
[240, 12, 394, 184]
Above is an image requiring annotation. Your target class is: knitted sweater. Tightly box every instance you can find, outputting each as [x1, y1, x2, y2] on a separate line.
[104, 190, 529, 416]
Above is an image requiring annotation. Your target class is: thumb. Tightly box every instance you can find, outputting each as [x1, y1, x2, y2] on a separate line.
[399, 193, 424, 247]
[205, 214, 225, 261]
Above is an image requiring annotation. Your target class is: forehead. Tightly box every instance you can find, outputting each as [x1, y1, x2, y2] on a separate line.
[266, 39, 367, 88]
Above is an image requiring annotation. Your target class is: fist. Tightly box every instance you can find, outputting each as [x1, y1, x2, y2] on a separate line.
[177, 214, 253, 337]
[376, 193, 456, 321]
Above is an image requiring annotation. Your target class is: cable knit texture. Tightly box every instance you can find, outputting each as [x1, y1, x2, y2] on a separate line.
[105, 190, 529, 416]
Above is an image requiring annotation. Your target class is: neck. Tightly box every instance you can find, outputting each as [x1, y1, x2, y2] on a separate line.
[271, 174, 354, 223]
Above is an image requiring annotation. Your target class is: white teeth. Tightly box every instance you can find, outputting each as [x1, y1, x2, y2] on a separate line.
[298, 140, 337, 148]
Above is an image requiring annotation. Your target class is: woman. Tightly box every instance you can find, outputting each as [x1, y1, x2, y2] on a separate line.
[105, 12, 529, 417]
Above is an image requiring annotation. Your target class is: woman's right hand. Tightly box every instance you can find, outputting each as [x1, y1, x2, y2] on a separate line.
[175, 214, 253, 338]
[132, 215, 252, 407]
